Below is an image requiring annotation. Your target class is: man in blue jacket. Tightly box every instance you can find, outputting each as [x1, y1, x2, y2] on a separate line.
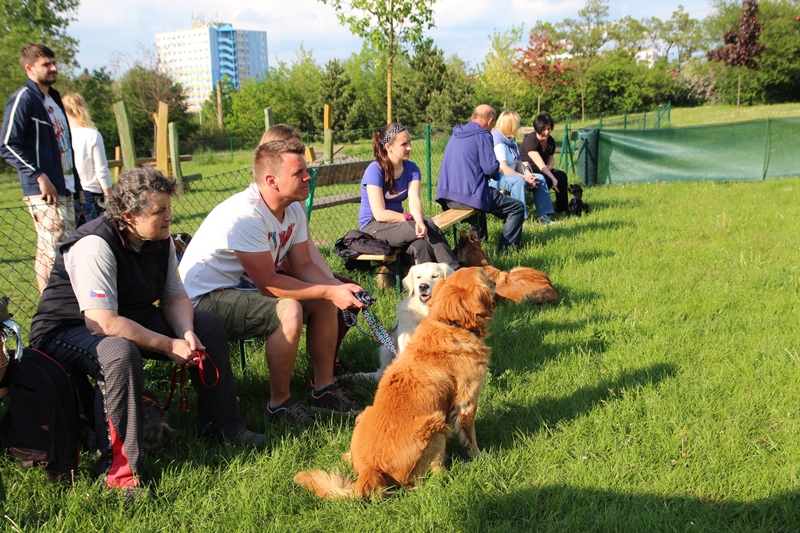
[436, 104, 524, 252]
[1, 43, 80, 293]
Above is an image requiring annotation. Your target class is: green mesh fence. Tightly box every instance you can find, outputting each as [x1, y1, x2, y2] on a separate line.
[580, 118, 800, 185]
[0, 126, 458, 340]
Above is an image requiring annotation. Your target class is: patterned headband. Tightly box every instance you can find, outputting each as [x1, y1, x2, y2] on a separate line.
[381, 124, 406, 145]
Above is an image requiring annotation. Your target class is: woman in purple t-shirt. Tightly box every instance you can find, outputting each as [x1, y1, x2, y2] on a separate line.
[359, 123, 459, 271]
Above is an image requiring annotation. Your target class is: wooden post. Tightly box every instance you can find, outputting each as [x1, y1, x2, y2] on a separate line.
[113, 101, 137, 171]
[114, 146, 121, 178]
[304, 146, 316, 164]
[216, 80, 223, 129]
[323, 128, 333, 164]
[264, 106, 273, 132]
[323, 104, 331, 131]
[168, 122, 184, 188]
[155, 101, 169, 173]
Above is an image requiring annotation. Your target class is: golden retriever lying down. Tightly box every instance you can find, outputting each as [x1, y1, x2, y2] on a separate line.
[356, 262, 454, 381]
[294, 267, 496, 499]
[455, 230, 557, 304]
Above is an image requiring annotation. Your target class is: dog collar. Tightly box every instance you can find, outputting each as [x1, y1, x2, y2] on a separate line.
[441, 320, 482, 337]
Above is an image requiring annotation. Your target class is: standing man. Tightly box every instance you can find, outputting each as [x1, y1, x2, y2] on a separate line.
[179, 139, 366, 426]
[0, 43, 80, 293]
[436, 104, 524, 252]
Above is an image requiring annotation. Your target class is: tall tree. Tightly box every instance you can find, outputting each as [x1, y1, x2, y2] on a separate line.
[0, 0, 79, 117]
[314, 58, 362, 137]
[318, 0, 437, 123]
[557, 0, 611, 120]
[117, 64, 195, 156]
[656, 5, 703, 64]
[513, 27, 570, 115]
[475, 26, 527, 111]
[707, 0, 766, 111]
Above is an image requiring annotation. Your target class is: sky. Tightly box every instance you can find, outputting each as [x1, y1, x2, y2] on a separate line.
[70, 0, 717, 75]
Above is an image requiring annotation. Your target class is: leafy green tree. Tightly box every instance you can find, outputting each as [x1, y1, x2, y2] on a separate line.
[70, 68, 118, 157]
[513, 27, 570, 115]
[0, 0, 79, 118]
[557, 0, 611, 120]
[654, 5, 704, 64]
[228, 47, 322, 140]
[342, 43, 389, 130]
[117, 64, 195, 156]
[199, 75, 235, 130]
[707, 0, 766, 111]
[474, 26, 526, 111]
[318, 0, 437, 123]
[314, 59, 367, 139]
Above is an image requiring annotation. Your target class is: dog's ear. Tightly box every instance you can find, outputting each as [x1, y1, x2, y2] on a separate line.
[428, 268, 494, 336]
[441, 263, 454, 279]
[402, 268, 415, 295]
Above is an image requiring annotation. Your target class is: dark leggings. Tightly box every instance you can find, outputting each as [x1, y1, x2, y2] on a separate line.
[37, 310, 244, 487]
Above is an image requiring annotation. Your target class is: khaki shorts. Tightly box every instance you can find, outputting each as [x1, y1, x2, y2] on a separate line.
[196, 289, 300, 340]
[23, 195, 75, 262]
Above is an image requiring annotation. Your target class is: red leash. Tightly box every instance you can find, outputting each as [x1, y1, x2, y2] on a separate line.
[160, 349, 219, 413]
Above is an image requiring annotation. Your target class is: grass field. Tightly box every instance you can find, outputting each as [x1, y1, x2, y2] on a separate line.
[1, 103, 799, 530]
[1, 176, 800, 530]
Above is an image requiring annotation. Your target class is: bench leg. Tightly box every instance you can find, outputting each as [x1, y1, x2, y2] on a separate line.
[394, 260, 402, 296]
[238, 339, 248, 374]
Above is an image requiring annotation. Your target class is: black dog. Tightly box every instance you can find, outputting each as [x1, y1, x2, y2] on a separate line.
[568, 184, 589, 216]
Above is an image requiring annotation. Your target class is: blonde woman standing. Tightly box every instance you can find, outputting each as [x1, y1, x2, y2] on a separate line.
[62, 93, 112, 223]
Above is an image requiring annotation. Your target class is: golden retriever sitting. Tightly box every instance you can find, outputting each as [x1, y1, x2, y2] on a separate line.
[455, 230, 557, 304]
[356, 262, 453, 381]
[294, 267, 496, 499]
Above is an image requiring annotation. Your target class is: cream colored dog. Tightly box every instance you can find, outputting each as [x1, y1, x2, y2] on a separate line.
[356, 262, 454, 381]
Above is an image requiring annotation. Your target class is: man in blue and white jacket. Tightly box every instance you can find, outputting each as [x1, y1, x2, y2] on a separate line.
[436, 104, 524, 252]
[1, 43, 81, 293]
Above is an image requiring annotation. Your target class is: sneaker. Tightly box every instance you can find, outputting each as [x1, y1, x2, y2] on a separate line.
[229, 428, 268, 448]
[537, 214, 554, 224]
[309, 383, 363, 416]
[333, 357, 352, 377]
[266, 396, 314, 427]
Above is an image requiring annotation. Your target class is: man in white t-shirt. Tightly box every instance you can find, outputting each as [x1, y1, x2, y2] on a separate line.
[179, 139, 367, 426]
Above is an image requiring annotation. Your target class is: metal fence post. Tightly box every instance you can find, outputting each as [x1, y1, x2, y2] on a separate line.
[425, 124, 432, 203]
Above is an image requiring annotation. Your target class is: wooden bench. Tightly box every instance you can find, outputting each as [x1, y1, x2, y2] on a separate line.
[305, 160, 371, 215]
[352, 208, 477, 293]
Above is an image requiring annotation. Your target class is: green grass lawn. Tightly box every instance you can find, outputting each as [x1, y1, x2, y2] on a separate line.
[2, 176, 800, 530]
[1, 102, 800, 530]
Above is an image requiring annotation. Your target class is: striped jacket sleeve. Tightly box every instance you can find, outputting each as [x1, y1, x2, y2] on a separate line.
[0, 88, 42, 185]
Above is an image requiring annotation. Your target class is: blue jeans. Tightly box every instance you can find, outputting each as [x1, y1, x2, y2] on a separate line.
[489, 173, 554, 219]
[530, 174, 555, 218]
[490, 174, 529, 218]
[440, 190, 524, 252]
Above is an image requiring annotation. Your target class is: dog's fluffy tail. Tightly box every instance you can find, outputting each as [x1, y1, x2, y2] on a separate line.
[483, 265, 558, 303]
[294, 470, 356, 499]
[294, 468, 391, 500]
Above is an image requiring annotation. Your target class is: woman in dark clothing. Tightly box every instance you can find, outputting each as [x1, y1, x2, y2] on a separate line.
[520, 113, 569, 214]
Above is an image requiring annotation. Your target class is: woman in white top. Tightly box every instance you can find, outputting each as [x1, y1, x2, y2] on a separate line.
[489, 110, 556, 224]
[62, 93, 112, 224]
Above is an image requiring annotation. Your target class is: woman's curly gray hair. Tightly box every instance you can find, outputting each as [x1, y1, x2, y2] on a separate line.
[105, 167, 178, 230]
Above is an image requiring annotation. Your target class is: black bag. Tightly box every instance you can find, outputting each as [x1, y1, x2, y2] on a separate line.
[334, 230, 394, 270]
[0, 348, 94, 477]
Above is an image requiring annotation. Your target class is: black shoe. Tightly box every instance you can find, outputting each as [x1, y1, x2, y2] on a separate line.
[333, 357, 352, 377]
[266, 396, 314, 427]
[309, 383, 363, 416]
[229, 428, 268, 448]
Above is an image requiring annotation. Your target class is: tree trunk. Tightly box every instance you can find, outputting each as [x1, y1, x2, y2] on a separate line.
[386, 33, 394, 124]
[537, 94, 542, 115]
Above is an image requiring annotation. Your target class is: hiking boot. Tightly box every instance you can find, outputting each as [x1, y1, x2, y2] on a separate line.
[333, 356, 352, 377]
[309, 383, 363, 416]
[537, 214, 554, 224]
[266, 396, 314, 427]
[229, 428, 268, 448]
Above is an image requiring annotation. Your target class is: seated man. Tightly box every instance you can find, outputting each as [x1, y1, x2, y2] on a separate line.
[178, 139, 367, 427]
[29, 167, 264, 497]
[436, 104, 525, 252]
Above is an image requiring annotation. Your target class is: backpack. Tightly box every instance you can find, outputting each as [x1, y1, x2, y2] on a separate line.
[0, 348, 94, 478]
[334, 230, 394, 270]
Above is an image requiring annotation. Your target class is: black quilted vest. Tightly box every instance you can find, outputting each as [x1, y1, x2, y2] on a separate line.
[30, 216, 170, 347]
